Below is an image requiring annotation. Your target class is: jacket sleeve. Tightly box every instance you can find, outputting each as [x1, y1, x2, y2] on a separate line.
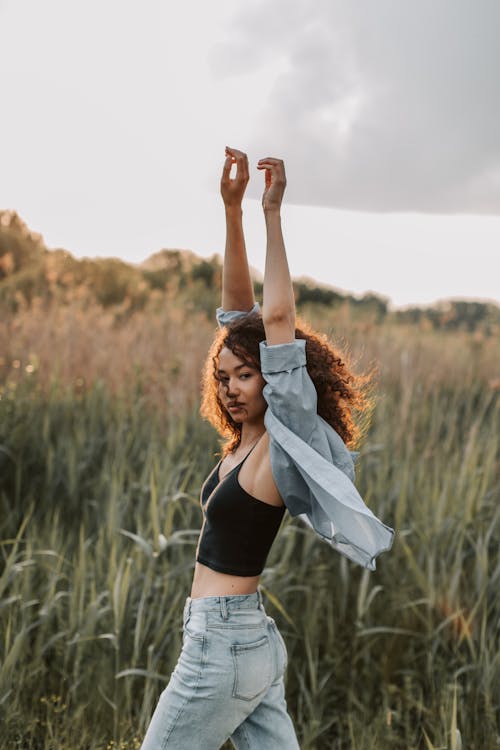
[216, 304, 260, 328]
[260, 338, 358, 483]
[259, 339, 318, 444]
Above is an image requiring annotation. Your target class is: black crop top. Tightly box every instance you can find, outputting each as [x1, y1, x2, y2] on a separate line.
[196, 450, 285, 577]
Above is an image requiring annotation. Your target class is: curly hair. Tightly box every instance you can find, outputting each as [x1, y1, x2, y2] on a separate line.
[200, 313, 374, 455]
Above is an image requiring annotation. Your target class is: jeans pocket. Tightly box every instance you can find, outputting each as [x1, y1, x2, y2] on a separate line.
[231, 635, 271, 701]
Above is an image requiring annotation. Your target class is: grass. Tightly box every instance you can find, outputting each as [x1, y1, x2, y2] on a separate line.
[0, 302, 499, 749]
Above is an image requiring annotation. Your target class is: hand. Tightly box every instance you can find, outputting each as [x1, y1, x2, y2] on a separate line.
[257, 157, 286, 212]
[221, 147, 249, 209]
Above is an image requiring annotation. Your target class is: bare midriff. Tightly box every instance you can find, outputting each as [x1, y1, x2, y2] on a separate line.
[190, 561, 260, 599]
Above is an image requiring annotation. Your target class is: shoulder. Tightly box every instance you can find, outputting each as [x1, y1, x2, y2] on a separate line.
[238, 434, 284, 507]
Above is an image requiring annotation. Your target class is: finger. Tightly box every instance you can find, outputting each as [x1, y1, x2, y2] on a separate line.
[257, 162, 284, 173]
[226, 146, 248, 164]
[228, 148, 249, 181]
[239, 152, 249, 182]
[257, 165, 272, 189]
[226, 146, 248, 159]
[257, 157, 283, 166]
[257, 165, 286, 184]
[257, 159, 286, 182]
[221, 155, 233, 181]
[257, 160, 285, 173]
[239, 160, 249, 182]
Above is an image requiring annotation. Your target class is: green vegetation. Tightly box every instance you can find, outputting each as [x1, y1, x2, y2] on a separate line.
[1, 210, 499, 334]
[0, 212, 499, 748]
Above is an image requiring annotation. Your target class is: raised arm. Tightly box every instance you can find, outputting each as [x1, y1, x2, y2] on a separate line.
[257, 157, 295, 345]
[220, 147, 255, 312]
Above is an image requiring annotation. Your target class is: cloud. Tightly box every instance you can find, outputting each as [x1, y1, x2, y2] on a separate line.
[213, 0, 500, 213]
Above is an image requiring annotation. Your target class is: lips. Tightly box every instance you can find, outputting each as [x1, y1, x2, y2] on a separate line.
[227, 402, 244, 411]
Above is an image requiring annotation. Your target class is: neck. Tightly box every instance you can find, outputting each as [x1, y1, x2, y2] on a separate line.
[239, 423, 265, 450]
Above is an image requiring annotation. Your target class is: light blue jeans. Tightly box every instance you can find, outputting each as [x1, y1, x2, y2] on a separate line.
[140, 590, 300, 749]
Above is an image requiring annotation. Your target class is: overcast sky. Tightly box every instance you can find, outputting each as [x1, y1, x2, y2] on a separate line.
[1, 0, 499, 307]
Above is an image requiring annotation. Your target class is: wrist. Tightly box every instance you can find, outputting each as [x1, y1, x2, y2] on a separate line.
[264, 207, 281, 220]
[225, 204, 243, 218]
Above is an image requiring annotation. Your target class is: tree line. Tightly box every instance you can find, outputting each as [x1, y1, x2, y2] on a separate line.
[1, 210, 498, 334]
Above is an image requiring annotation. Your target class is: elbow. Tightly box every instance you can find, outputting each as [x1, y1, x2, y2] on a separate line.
[262, 308, 296, 329]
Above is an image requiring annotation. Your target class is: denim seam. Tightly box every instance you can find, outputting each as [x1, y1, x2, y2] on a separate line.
[269, 619, 288, 676]
[206, 624, 262, 630]
[237, 721, 253, 750]
[160, 633, 207, 749]
[184, 626, 206, 640]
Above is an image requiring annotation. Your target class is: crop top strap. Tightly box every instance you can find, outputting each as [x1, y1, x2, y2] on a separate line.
[220, 437, 261, 479]
[238, 439, 260, 467]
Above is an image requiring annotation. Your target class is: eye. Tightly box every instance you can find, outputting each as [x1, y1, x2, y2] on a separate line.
[239, 372, 252, 380]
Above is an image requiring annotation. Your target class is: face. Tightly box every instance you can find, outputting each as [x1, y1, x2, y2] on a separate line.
[217, 347, 267, 425]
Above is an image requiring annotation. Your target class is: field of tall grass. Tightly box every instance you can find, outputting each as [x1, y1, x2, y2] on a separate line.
[1, 299, 499, 749]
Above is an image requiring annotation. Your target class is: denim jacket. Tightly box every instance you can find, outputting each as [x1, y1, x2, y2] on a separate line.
[217, 305, 394, 570]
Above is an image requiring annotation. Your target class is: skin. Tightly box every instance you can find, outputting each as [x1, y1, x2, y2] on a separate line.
[190, 147, 295, 598]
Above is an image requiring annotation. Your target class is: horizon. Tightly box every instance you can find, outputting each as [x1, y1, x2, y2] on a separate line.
[1, 1, 499, 308]
[6, 206, 496, 314]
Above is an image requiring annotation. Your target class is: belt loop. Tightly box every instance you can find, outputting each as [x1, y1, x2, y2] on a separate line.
[220, 596, 228, 621]
[257, 588, 264, 610]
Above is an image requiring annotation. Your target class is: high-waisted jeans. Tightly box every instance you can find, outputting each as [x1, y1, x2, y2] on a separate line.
[140, 590, 300, 749]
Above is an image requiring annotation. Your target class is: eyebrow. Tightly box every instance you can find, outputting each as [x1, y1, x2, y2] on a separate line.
[217, 363, 254, 374]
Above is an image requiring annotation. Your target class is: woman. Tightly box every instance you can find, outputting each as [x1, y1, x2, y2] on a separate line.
[140, 148, 394, 749]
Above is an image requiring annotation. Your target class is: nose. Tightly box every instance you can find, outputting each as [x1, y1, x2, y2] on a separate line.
[225, 377, 239, 397]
